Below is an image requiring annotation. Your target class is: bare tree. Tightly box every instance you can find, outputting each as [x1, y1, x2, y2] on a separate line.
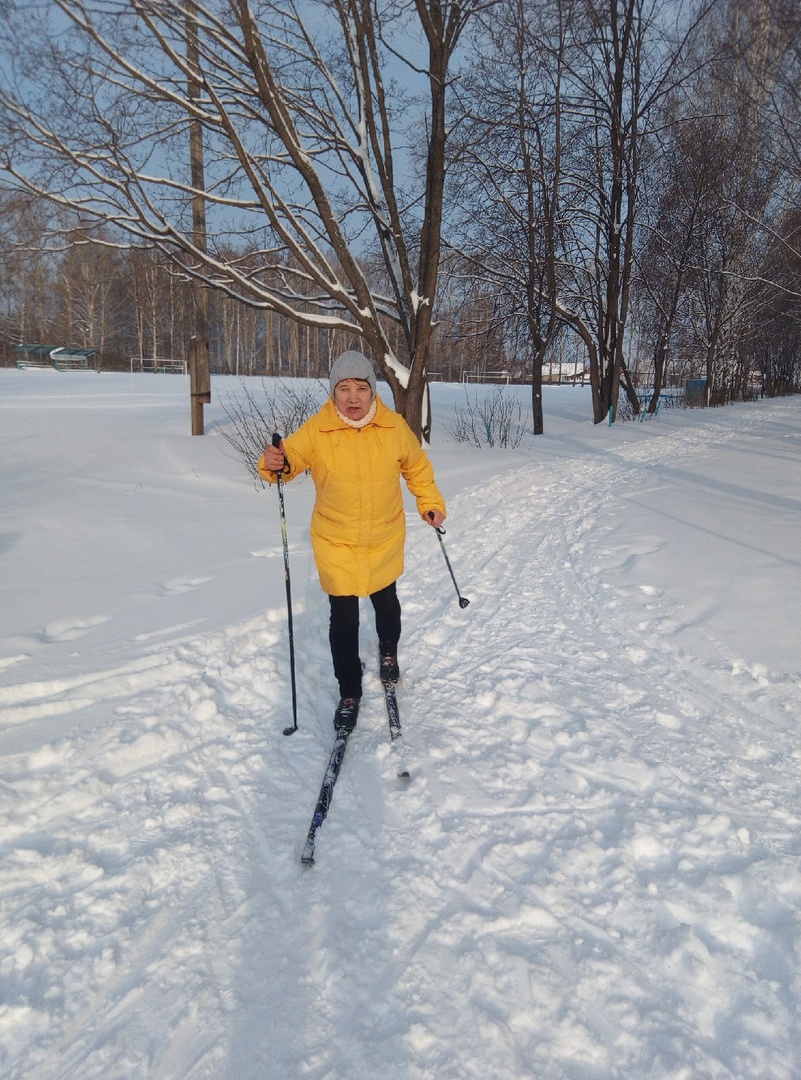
[635, 99, 713, 409]
[0, 0, 479, 438]
[127, 246, 192, 365]
[629, 0, 801, 411]
[556, 0, 722, 423]
[449, 0, 717, 426]
[448, 0, 564, 434]
[430, 256, 508, 383]
[674, 0, 793, 404]
[0, 192, 56, 356]
[751, 0, 801, 182]
[53, 228, 128, 363]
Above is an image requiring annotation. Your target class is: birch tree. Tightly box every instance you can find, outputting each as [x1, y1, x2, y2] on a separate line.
[0, 194, 50, 354]
[558, 0, 718, 423]
[450, 0, 715, 426]
[635, 102, 710, 410]
[677, 0, 792, 404]
[448, 0, 565, 434]
[0, 0, 478, 438]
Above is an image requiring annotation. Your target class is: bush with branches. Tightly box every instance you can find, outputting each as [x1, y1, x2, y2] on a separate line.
[446, 385, 527, 448]
[218, 379, 327, 485]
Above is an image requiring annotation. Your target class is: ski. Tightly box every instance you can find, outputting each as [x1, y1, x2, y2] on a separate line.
[301, 728, 351, 866]
[382, 679, 410, 780]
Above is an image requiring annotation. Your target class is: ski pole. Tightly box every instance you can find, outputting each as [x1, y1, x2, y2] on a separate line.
[272, 432, 298, 735]
[428, 515, 470, 608]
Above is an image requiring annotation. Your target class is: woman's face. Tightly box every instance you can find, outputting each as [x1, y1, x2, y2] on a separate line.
[334, 378, 373, 421]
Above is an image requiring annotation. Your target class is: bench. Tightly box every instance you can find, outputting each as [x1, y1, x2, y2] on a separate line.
[16, 356, 53, 370]
[14, 344, 97, 370]
[51, 349, 94, 371]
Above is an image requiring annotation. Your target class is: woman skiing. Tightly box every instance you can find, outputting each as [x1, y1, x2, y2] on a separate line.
[258, 350, 446, 731]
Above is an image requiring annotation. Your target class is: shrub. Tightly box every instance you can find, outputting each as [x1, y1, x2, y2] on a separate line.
[218, 378, 327, 484]
[446, 385, 527, 448]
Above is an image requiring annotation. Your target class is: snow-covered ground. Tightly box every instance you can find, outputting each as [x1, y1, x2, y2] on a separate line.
[1, 369, 799, 1080]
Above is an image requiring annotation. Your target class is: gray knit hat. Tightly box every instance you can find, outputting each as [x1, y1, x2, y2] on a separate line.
[329, 350, 377, 399]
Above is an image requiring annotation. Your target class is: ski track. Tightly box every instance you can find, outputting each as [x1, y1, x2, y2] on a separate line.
[1, 406, 800, 1079]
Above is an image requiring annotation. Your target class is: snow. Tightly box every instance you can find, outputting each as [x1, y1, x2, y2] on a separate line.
[1, 369, 800, 1080]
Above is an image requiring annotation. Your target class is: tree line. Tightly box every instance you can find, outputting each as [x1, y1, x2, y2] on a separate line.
[0, 218, 504, 383]
[0, 0, 798, 435]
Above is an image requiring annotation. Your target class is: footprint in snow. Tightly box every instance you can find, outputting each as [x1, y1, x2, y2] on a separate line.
[40, 615, 109, 642]
[160, 576, 212, 595]
[0, 653, 28, 670]
[250, 547, 283, 559]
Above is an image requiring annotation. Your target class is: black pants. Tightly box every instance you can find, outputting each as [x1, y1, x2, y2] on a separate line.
[329, 582, 401, 699]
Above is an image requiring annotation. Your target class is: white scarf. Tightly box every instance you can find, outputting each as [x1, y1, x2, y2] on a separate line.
[335, 398, 377, 429]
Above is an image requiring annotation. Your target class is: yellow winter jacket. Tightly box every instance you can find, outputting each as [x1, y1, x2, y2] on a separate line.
[258, 396, 446, 597]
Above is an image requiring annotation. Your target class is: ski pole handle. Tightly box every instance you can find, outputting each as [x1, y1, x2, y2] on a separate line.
[271, 431, 289, 474]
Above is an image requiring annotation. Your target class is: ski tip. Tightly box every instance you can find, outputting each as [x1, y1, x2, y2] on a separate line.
[301, 853, 315, 867]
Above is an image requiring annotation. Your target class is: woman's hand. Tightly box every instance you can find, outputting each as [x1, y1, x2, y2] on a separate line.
[263, 441, 287, 473]
[425, 510, 445, 528]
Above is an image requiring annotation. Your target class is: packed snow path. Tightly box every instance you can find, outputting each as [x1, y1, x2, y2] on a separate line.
[0, 379, 799, 1079]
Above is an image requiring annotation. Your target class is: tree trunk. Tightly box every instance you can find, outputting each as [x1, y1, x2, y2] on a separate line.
[187, 0, 210, 435]
[532, 360, 544, 436]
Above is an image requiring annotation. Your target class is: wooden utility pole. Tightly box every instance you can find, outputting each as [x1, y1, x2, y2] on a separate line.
[186, 0, 211, 435]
